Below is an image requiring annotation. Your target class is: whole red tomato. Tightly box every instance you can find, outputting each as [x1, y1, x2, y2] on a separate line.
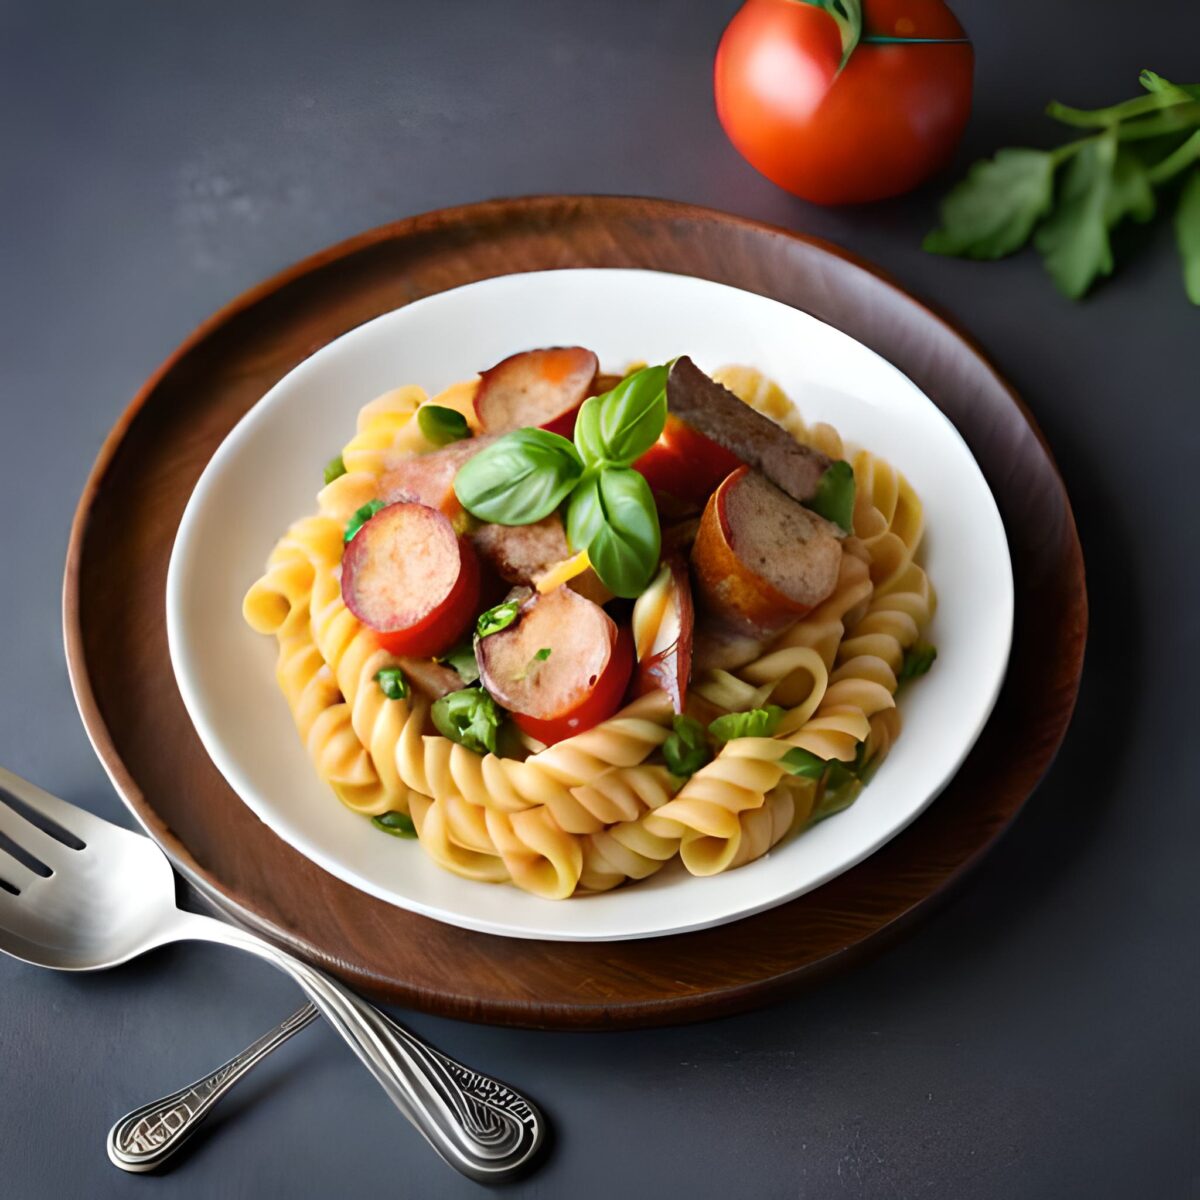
[714, 0, 973, 205]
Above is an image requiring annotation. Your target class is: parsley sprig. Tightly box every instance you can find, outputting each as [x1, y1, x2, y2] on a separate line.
[926, 70, 1200, 303]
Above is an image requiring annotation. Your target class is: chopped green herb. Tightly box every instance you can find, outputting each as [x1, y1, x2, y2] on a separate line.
[708, 705, 784, 743]
[371, 811, 417, 838]
[897, 641, 937, 684]
[779, 746, 826, 780]
[417, 405, 471, 447]
[431, 688, 503, 755]
[374, 667, 409, 701]
[437, 642, 480, 685]
[477, 599, 521, 639]
[323, 455, 347, 486]
[512, 647, 552, 684]
[812, 759, 864, 823]
[662, 714, 711, 778]
[344, 499, 386, 543]
[807, 460, 856, 534]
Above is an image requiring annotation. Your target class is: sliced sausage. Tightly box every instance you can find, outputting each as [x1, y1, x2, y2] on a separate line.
[666, 356, 833, 506]
[378, 435, 496, 525]
[471, 514, 610, 604]
[341, 502, 480, 658]
[634, 413, 744, 514]
[475, 586, 633, 746]
[474, 347, 598, 438]
[691, 466, 841, 641]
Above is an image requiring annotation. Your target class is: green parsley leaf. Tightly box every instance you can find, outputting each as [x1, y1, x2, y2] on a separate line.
[779, 746, 826, 780]
[897, 641, 937, 683]
[374, 667, 409, 701]
[344, 499, 386, 543]
[708, 705, 784, 743]
[323, 455, 347, 485]
[924, 148, 1057, 260]
[1176, 168, 1200, 304]
[1034, 132, 1119, 298]
[371, 811, 417, 838]
[476, 599, 521, 639]
[431, 688, 503, 755]
[662, 714, 711, 777]
[812, 760, 863, 823]
[417, 405, 471, 447]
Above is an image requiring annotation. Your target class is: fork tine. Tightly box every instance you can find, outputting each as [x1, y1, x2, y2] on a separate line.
[0, 765, 110, 847]
[0, 796, 76, 873]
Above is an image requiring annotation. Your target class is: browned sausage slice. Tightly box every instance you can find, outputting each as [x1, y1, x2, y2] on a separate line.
[474, 347, 598, 437]
[691, 466, 841, 641]
[471, 513, 610, 604]
[475, 586, 634, 745]
[667, 356, 833, 505]
[378, 435, 496, 523]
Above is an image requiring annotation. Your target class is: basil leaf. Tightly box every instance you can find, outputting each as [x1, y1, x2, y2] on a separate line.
[573, 364, 668, 467]
[431, 688, 503, 755]
[417, 404, 471, 447]
[323, 454, 347, 485]
[807, 460, 856, 534]
[567, 467, 661, 598]
[374, 667, 409, 701]
[454, 428, 583, 525]
[371, 811, 417, 838]
[344, 499, 386, 542]
[437, 641, 480, 684]
[477, 599, 521, 639]
[1176, 168, 1200, 304]
[897, 641, 937, 683]
[779, 746, 826, 780]
[812, 760, 863, 823]
[709, 705, 784, 743]
[1034, 132, 1119, 298]
[662, 714, 711, 777]
[925, 148, 1057, 260]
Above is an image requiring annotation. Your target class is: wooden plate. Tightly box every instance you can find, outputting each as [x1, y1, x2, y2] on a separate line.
[64, 196, 1086, 1030]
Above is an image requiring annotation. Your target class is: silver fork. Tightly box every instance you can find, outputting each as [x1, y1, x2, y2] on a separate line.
[0, 767, 544, 1182]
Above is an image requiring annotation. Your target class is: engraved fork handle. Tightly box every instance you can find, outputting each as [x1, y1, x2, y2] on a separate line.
[179, 913, 544, 1182]
[108, 1005, 320, 1172]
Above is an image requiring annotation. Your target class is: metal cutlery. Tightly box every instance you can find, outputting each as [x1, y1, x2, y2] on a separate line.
[0, 766, 544, 1182]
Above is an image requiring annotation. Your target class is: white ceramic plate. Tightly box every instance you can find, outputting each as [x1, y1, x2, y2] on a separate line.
[167, 268, 1013, 942]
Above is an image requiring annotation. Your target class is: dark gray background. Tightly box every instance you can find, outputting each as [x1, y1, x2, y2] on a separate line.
[2, 1, 1197, 1197]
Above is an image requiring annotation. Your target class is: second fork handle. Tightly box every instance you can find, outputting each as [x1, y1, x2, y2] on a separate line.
[181, 914, 544, 1183]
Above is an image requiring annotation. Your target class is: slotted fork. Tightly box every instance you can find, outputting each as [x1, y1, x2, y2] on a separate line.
[0, 766, 544, 1182]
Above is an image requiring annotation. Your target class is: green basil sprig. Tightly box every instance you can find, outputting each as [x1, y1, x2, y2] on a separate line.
[453, 364, 671, 598]
[431, 688, 503, 755]
[454, 428, 583, 525]
[566, 467, 661, 597]
[417, 404, 471, 447]
[371, 811, 417, 838]
[708, 705, 784, 743]
[574, 365, 668, 466]
[344, 499, 386, 542]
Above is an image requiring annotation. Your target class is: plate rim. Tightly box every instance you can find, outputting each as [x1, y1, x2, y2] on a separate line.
[163, 264, 1015, 941]
[61, 194, 1086, 1026]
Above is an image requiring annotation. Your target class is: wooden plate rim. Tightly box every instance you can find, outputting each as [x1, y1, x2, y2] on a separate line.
[61, 195, 1086, 1027]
